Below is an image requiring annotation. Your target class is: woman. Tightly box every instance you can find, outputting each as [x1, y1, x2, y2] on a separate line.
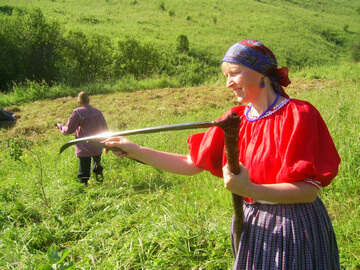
[103, 40, 340, 269]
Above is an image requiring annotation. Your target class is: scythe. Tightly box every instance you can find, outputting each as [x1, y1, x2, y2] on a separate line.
[59, 113, 243, 256]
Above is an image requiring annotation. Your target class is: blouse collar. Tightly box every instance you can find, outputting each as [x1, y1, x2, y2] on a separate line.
[245, 98, 290, 121]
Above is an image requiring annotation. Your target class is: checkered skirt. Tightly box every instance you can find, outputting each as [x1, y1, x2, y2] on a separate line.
[231, 197, 340, 270]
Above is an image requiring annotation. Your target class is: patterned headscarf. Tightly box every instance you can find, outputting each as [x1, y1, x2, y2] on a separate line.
[222, 40, 291, 98]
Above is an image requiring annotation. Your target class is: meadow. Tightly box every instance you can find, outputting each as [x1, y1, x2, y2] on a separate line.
[1, 80, 360, 269]
[0, 0, 360, 269]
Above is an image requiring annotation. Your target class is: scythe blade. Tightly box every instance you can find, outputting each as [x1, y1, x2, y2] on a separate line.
[59, 121, 216, 154]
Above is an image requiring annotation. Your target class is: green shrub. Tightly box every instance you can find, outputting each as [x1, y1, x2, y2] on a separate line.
[112, 38, 160, 78]
[0, 5, 15, 15]
[350, 36, 360, 62]
[320, 28, 345, 46]
[6, 138, 32, 161]
[0, 31, 23, 91]
[57, 31, 113, 86]
[176, 34, 189, 53]
[159, 1, 166, 11]
[213, 16, 217, 24]
[0, 8, 62, 92]
[169, 9, 175, 17]
[37, 244, 74, 270]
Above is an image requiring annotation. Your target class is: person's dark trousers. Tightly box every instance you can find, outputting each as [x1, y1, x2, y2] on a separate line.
[78, 155, 103, 185]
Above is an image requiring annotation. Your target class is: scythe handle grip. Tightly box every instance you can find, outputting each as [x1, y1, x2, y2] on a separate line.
[215, 112, 243, 257]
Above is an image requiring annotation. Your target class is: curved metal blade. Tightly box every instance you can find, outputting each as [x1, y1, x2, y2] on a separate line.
[59, 121, 216, 154]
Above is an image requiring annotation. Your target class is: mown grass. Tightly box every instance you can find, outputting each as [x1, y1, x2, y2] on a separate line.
[1, 80, 360, 269]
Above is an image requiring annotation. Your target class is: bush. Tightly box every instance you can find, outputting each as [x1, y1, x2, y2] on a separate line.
[176, 34, 189, 53]
[57, 31, 113, 86]
[0, 5, 17, 15]
[0, 8, 62, 92]
[159, 1, 166, 11]
[320, 28, 345, 46]
[0, 6, 220, 100]
[350, 36, 360, 62]
[0, 31, 23, 91]
[112, 38, 160, 78]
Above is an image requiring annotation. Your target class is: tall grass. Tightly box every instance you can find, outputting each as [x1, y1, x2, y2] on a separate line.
[1, 81, 360, 269]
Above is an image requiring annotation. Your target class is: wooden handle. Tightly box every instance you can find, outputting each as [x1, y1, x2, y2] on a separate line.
[215, 112, 243, 257]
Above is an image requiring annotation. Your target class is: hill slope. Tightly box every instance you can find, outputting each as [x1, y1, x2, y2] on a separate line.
[1, 0, 359, 67]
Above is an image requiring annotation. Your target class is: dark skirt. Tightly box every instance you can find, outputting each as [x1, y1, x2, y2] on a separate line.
[231, 197, 340, 270]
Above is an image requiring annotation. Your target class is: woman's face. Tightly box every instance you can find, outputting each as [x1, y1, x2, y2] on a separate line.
[222, 62, 263, 104]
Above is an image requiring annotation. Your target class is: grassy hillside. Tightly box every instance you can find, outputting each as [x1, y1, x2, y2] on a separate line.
[2, 0, 359, 65]
[1, 80, 360, 269]
[0, 0, 359, 107]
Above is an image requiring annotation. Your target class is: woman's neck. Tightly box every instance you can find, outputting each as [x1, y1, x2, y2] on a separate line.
[250, 90, 284, 117]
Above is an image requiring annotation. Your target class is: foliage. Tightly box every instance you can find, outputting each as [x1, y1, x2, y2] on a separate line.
[6, 137, 31, 161]
[0, 0, 359, 100]
[0, 8, 62, 91]
[350, 35, 360, 62]
[57, 31, 113, 86]
[37, 244, 74, 270]
[113, 38, 160, 78]
[0, 6, 219, 94]
[176, 34, 189, 53]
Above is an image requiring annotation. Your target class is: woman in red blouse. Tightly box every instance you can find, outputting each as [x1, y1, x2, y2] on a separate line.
[103, 40, 341, 269]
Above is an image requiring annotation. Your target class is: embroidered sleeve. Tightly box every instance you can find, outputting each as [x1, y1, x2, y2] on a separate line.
[303, 178, 322, 190]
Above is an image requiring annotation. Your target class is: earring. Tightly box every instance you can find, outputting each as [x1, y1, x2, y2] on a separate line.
[260, 77, 266, 88]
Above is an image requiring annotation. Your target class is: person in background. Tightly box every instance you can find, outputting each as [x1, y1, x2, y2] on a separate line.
[102, 40, 340, 269]
[57, 92, 108, 186]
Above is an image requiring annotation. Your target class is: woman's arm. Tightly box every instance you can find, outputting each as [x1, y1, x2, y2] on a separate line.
[102, 136, 203, 176]
[223, 163, 319, 204]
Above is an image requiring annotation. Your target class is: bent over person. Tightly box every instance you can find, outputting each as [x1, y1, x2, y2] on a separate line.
[57, 92, 108, 185]
[102, 40, 340, 269]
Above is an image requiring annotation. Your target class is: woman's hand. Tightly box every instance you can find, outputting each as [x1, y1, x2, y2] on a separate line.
[223, 162, 319, 203]
[101, 137, 202, 175]
[222, 162, 251, 196]
[101, 136, 140, 158]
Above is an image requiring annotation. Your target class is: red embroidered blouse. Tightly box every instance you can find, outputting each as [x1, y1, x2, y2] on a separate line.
[188, 99, 340, 203]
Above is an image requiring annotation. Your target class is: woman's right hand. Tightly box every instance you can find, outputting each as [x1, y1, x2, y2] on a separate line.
[101, 137, 141, 158]
[102, 136, 203, 175]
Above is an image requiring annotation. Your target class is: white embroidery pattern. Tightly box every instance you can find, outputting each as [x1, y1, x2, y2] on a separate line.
[245, 98, 290, 121]
[303, 178, 322, 190]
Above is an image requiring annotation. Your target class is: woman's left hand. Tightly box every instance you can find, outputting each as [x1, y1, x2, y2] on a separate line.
[223, 162, 320, 203]
[222, 162, 252, 196]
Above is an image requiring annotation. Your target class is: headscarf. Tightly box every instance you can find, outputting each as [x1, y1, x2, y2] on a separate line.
[222, 40, 291, 98]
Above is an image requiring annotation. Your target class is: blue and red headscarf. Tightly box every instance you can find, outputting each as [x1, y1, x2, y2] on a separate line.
[222, 40, 291, 98]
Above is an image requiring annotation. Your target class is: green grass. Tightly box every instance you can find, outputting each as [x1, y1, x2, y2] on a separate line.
[1, 81, 360, 269]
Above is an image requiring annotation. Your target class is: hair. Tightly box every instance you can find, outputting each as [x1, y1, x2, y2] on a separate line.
[77, 91, 90, 105]
[221, 61, 241, 75]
